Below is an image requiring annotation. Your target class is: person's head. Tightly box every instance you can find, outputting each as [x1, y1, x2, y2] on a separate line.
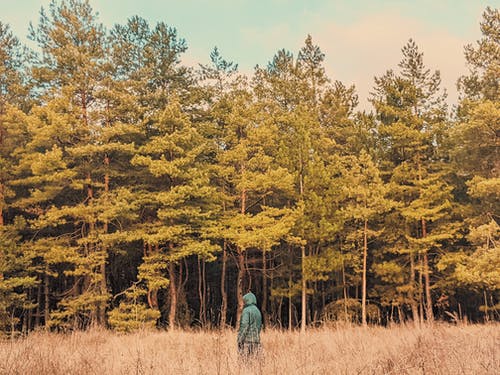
[243, 292, 257, 307]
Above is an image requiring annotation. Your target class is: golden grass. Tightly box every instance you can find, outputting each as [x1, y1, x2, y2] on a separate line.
[0, 323, 498, 374]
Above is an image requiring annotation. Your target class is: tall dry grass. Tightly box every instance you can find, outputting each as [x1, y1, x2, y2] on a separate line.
[0, 323, 498, 374]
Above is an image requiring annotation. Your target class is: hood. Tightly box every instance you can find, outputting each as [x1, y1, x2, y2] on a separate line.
[243, 292, 257, 307]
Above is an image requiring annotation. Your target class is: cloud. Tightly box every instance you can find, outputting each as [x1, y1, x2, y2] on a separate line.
[239, 23, 302, 71]
[177, 3, 481, 113]
[311, 10, 471, 110]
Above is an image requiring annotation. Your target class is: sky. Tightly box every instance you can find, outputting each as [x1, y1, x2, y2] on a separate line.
[2, 0, 500, 110]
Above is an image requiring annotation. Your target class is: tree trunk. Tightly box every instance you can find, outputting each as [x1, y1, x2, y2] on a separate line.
[198, 256, 206, 326]
[262, 250, 268, 327]
[236, 246, 245, 327]
[0, 182, 4, 227]
[86, 172, 98, 325]
[168, 259, 177, 330]
[99, 154, 110, 324]
[22, 288, 31, 334]
[418, 253, 424, 322]
[220, 240, 227, 327]
[422, 219, 434, 322]
[299, 165, 307, 333]
[198, 256, 202, 324]
[99, 266, 106, 323]
[288, 272, 293, 331]
[277, 297, 282, 329]
[145, 244, 158, 309]
[484, 290, 489, 322]
[409, 251, 420, 324]
[44, 272, 49, 330]
[416, 156, 433, 323]
[362, 218, 368, 326]
[423, 251, 433, 321]
[35, 282, 42, 329]
[81, 90, 88, 127]
[421, 218, 434, 322]
[342, 255, 348, 321]
[270, 263, 276, 327]
[300, 244, 306, 333]
[202, 259, 206, 325]
[236, 185, 246, 327]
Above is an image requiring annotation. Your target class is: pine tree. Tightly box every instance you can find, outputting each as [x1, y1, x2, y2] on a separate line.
[0, 22, 38, 334]
[439, 7, 499, 318]
[129, 95, 220, 329]
[0, 21, 29, 230]
[253, 35, 363, 330]
[198, 47, 239, 326]
[341, 151, 393, 325]
[16, 0, 111, 328]
[213, 80, 297, 325]
[371, 39, 454, 322]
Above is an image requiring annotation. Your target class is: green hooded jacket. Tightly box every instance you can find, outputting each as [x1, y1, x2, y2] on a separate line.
[237, 292, 262, 344]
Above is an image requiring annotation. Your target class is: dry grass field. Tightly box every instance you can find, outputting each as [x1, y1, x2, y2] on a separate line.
[0, 323, 498, 375]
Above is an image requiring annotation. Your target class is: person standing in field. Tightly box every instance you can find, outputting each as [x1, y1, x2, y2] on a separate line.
[237, 292, 262, 359]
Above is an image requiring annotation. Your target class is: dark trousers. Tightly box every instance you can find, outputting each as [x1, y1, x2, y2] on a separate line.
[238, 342, 261, 358]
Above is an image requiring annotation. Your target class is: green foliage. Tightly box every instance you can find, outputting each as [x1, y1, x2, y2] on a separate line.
[438, 220, 499, 291]
[446, 6, 500, 306]
[304, 249, 343, 282]
[458, 7, 499, 101]
[108, 284, 160, 332]
[322, 298, 380, 324]
[0, 225, 37, 333]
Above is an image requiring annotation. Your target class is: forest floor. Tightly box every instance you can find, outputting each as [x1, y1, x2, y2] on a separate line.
[0, 323, 498, 374]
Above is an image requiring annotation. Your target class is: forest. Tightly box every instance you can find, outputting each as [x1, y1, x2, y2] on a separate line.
[0, 0, 498, 335]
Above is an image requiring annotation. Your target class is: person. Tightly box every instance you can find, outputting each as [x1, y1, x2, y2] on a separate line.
[237, 292, 262, 359]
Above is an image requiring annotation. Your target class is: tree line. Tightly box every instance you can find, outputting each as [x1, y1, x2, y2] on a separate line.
[0, 0, 498, 334]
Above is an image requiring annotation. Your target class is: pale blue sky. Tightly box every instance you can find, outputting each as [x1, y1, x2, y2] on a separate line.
[2, 0, 499, 109]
